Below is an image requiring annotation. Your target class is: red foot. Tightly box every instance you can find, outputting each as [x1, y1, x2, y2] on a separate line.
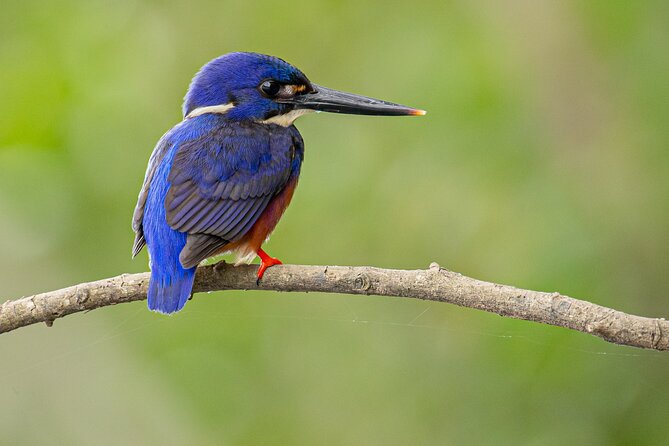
[256, 248, 282, 284]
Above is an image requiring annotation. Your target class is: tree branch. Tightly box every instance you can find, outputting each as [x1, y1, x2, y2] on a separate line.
[1, 261, 667, 351]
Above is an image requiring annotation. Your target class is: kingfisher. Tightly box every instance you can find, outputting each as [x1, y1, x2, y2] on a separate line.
[132, 52, 425, 314]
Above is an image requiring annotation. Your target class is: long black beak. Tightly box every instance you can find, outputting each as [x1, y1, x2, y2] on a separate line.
[283, 84, 426, 116]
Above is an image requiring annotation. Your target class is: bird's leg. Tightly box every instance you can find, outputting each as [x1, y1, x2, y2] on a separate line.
[256, 248, 282, 284]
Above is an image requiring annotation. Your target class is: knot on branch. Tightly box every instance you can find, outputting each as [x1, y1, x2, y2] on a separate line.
[353, 273, 371, 293]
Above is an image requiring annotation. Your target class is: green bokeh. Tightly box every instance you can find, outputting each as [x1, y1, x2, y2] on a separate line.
[2, 1, 669, 444]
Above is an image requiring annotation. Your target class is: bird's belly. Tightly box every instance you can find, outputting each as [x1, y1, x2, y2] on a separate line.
[222, 175, 299, 264]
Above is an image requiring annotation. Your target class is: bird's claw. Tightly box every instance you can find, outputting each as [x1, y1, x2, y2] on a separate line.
[256, 250, 282, 285]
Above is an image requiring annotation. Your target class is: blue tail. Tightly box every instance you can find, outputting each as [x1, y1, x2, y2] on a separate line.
[145, 210, 197, 314]
[147, 262, 196, 314]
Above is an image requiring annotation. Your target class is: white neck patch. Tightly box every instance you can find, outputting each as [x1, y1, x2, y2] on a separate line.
[259, 109, 314, 127]
[186, 103, 235, 119]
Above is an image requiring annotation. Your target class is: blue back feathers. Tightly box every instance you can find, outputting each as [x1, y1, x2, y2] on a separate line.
[143, 140, 195, 314]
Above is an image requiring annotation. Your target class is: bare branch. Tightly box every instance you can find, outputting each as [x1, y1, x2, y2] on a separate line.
[1, 262, 667, 351]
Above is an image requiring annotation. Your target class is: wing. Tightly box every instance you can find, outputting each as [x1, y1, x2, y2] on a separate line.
[165, 123, 301, 268]
[132, 134, 172, 257]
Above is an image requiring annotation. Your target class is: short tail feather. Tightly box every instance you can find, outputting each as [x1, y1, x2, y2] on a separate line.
[147, 263, 196, 314]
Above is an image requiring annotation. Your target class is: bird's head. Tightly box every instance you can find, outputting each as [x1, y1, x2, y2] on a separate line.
[183, 52, 425, 125]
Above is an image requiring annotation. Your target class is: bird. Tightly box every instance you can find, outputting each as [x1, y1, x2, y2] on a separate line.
[132, 52, 425, 314]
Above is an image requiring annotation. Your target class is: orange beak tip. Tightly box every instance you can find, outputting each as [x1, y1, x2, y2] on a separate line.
[411, 109, 427, 116]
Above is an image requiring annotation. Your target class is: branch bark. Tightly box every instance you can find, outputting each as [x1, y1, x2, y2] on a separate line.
[1, 261, 667, 351]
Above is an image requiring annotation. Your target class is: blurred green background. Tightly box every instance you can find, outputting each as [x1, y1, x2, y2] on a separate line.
[2, 1, 669, 444]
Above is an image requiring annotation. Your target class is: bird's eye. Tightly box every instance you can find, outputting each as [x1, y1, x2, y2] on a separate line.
[260, 80, 281, 98]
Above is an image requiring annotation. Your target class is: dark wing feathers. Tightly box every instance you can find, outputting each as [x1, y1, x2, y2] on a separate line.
[179, 234, 229, 269]
[233, 195, 273, 238]
[164, 124, 298, 266]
